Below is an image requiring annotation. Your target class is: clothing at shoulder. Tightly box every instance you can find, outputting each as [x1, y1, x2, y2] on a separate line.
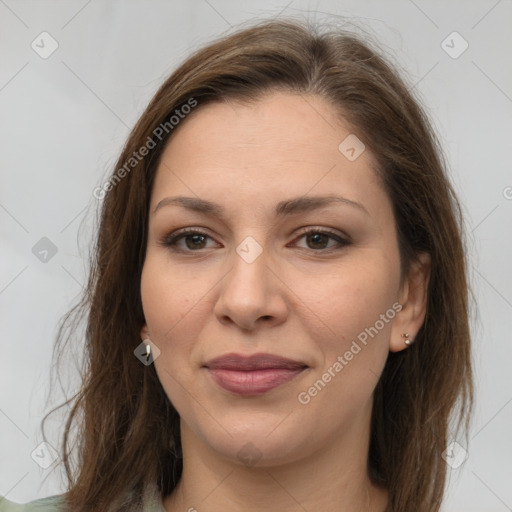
[0, 495, 65, 511]
[0, 485, 166, 512]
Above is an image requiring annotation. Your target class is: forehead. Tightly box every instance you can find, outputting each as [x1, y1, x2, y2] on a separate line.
[151, 92, 386, 216]
[161, 92, 358, 163]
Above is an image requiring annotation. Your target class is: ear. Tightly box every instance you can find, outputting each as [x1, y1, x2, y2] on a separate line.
[140, 323, 150, 342]
[389, 252, 431, 353]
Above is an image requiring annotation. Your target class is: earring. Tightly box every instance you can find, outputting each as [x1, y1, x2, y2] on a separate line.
[402, 333, 413, 346]
[143, 339, 152, 361]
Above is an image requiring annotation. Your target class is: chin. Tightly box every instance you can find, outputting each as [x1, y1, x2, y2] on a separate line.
[187, 412, 318, 468]
[217, 435, 305, 468]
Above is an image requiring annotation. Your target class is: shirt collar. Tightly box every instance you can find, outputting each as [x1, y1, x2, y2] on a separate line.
[141, 482, 167, 512]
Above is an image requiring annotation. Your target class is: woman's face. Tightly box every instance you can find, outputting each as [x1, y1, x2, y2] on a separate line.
[140, 92, 412, 466]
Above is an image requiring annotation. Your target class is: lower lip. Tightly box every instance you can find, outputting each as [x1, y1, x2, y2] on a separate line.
[206, 368, 305, 395]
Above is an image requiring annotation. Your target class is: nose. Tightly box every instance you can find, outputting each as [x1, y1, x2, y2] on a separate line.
[213, 244, 288, 331]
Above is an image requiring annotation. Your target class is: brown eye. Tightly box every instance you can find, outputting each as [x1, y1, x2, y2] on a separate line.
[292, 228, 350, 252]
[161, 229, 219, 252]
[305, 232, 331, 250]
[184, 234, 208, 250]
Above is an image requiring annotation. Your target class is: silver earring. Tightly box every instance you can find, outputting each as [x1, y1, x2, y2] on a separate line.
[402, 333, 413, 346]
[143, 339, 152, 361]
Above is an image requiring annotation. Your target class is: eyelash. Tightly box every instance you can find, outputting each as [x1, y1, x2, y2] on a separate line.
[160, 227, 351, 254]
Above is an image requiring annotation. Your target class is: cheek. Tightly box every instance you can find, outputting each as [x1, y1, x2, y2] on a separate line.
[293, 257, 400, 347]
[289, 258, 399, 419]
[292, 265, 398, 426]
[140, 254, 209, 342]
[140, 257, 208, 409]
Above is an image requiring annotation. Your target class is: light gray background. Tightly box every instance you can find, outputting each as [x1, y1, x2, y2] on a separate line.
[1, 1, 511, 510]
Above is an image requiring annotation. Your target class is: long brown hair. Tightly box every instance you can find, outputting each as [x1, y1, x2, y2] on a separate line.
[45, 18, 473, 512]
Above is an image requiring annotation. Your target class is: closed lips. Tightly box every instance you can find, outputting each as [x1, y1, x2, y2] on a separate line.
[203, 353, 308, 395]
[203, 353, 307, 370]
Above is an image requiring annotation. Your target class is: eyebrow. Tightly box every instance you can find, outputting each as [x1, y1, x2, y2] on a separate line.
[153, 194, 369, 217]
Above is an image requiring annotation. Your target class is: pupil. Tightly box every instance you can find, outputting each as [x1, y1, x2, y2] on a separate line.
[187, 235, 205, 249]
[308, 233, 327, 249]
[183, 233, 329, 250]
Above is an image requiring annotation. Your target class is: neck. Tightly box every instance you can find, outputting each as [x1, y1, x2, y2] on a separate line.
[163, 416, 388, 512]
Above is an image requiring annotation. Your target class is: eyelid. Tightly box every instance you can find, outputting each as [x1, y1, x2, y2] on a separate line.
[160, 227, 221, 248]
[288, 226, 350, 252]
[291, 226, 350, 243]
[159, 225, 351, 253]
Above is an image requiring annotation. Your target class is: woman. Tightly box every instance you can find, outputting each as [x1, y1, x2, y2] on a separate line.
[0, 18, 472, 512]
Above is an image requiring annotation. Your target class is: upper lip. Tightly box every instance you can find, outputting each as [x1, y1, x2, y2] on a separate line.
[203, 353, 307, 371]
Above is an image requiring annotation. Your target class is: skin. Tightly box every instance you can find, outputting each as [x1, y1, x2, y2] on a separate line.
[140, 92, 430, 512]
